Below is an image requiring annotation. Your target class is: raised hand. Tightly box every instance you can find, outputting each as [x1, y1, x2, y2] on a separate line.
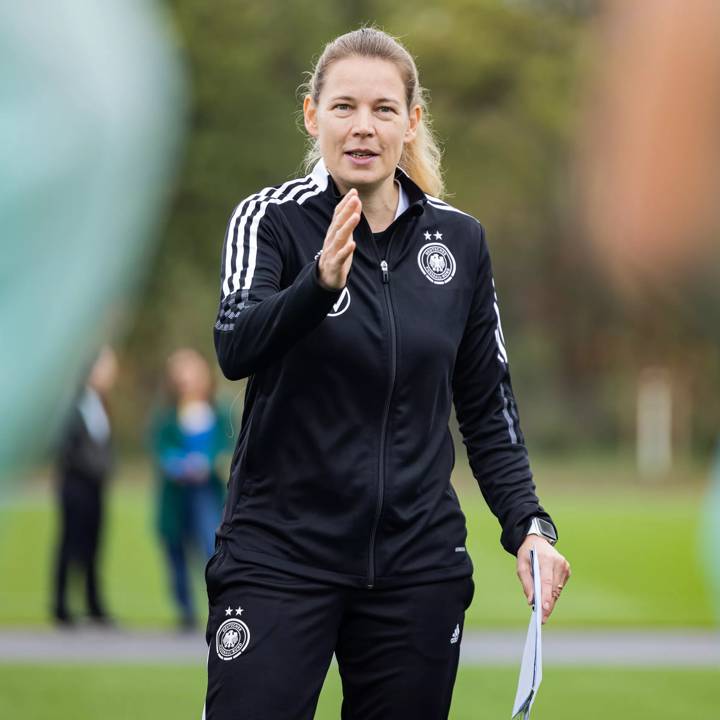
[317, 188, 361, 291]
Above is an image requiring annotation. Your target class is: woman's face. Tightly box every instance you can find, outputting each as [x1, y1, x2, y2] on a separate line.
[304, 56, 421, 196]
[88, 346, 118, 395]
[168, 350, 212, 401]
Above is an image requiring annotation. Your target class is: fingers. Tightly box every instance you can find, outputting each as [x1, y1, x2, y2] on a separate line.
[337, 209, 360, 246]
[331, 187, 356, 222]
[542, 554, 571, 624]
[516, 548, 534, 607]
[540, 571, 556, 624]
[326, 189, 361, 251]
[551, 557, 572, 609]
[318, 190, 361, 290]
[327, 213, 358, 270]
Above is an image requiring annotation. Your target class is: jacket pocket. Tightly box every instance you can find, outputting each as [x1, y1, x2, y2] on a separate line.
[204, 538, 228, 594]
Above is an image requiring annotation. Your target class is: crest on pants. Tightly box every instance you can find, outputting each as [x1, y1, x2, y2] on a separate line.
[216, 617, 251, 660]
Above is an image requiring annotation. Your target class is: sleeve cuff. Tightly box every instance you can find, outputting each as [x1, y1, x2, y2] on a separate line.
[503, 508, 557, 556]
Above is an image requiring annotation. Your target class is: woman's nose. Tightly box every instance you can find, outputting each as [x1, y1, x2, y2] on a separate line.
[352, 107, 375, 136]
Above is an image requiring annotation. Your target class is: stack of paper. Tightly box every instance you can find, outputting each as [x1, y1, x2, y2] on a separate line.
[511, 545, 543, 719]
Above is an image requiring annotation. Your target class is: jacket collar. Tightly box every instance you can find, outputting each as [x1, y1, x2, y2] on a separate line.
[310, 158, 427, 218]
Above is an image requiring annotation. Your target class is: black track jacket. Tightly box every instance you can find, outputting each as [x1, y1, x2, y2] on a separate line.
[213, 159, 555, 589]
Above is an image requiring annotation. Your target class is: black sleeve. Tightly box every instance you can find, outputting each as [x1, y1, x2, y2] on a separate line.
[451, 224, 556, 556]
[213, 197, 342, 380]
[57, 403, 112, 482]
[57, 407, 84, 477]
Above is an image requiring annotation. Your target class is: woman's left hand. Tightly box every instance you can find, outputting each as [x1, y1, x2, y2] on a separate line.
[516, 535, 571, 624]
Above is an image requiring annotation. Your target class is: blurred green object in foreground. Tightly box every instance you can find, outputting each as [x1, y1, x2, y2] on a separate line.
[0, 0, 185, 489]
[700, 440, 720, 623]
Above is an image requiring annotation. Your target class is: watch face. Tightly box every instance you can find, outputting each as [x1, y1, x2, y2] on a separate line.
[538, 519, 557, 541]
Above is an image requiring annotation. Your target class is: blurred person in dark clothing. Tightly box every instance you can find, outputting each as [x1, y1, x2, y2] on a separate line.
[150, 348, 231, 631]
[52, 346, 118, 626]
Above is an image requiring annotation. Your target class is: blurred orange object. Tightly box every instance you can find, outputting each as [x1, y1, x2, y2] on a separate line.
[578, 0, 720, 288]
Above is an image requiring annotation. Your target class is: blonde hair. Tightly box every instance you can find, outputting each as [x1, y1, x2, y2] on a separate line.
[299, 27, 446, 198]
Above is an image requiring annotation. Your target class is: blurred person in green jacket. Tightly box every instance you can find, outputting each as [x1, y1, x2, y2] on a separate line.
[150, 348, 232, 630]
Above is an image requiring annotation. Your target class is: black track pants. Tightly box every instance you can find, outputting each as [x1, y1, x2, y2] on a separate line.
[202, 542, 475, 720]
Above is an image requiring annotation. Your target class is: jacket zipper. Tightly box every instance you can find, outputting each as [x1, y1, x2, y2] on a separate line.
[367, 227, 399, 589]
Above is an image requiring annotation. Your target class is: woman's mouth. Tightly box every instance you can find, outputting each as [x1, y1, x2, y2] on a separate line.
[345, 150, 378, 166]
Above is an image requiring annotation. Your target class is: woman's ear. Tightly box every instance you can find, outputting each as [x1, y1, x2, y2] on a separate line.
[404, 104, 422, 144]
[303, 95, 318, 138]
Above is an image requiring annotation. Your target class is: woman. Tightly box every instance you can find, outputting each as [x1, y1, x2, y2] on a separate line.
[150, 348, 230, 630]
[205, 27, 570, 719]
[52, 346, 117, 626]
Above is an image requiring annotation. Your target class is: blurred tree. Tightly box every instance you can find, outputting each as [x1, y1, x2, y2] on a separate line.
[116, 0, 719, 459]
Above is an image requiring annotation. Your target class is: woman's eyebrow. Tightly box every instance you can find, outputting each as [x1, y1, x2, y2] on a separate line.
[328, 95, 401, 104]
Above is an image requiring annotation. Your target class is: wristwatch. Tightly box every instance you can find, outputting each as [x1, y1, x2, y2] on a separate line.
[526, 517, 557, 546]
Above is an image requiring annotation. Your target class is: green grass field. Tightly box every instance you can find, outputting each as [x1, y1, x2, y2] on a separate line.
[0, 663, 718, 719]
[1, 456, 717, 719]
[0, 456, 714, 629]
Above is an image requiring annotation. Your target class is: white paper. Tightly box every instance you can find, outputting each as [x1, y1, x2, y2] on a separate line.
[511, 545, 543, 719]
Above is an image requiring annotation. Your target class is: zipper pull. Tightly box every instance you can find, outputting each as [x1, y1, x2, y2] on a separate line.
[380, 260, 389, 284]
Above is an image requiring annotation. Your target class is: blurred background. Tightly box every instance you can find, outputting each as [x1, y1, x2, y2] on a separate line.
[1, 0, 719, 718]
